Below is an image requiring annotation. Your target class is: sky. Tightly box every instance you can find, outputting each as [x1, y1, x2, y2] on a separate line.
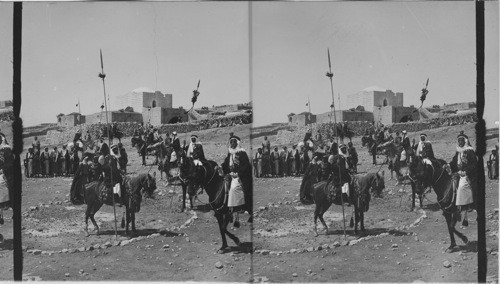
[0, 2, 498, 129]
[251, 1, 499, 128]
[0, 2, 250, 127]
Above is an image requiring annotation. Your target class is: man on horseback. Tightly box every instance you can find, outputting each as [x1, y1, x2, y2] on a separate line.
[222, 135, 252, 227]
[448, 132, 477, 226]
[416, 133, 435, 162]
[186, 134, 205, 162]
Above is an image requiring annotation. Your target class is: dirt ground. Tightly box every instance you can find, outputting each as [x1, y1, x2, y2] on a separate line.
[0, 124, 253, 281]
[252, 123, 499, 283]
[0, 123, 498, 282]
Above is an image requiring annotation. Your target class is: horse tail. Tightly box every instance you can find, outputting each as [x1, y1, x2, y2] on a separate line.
[70, 174, 86, 205]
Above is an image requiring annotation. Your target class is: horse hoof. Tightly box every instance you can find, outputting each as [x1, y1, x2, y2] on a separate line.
[217, 247, 229, 254]
[462, 237, 469, 245]
[234, 238, 241, 246]
[445, 247, 455, 253]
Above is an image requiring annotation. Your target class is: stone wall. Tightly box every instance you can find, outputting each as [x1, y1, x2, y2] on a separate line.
[276, 112, 477, 146]
[44, 113, 252, 146]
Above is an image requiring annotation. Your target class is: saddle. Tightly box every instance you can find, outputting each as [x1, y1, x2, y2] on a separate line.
[326, 179, 351, 206]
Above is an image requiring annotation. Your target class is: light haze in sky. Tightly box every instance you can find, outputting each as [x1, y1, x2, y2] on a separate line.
[251, 1, 498, 128]
[0, 2, 250, 127]
[0, 2, 498, 129]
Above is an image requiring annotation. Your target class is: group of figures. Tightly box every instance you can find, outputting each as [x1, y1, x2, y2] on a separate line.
[23, 136, 85, 178]
[253, 133, 358, 179]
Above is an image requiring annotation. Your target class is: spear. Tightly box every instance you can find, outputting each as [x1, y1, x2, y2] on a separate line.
[98, 49, 118, 239]
[326, 48, 346, 239]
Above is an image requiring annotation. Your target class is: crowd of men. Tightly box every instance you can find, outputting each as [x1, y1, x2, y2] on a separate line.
[253, 134, 359, 179]
[23, 133, 128, 180]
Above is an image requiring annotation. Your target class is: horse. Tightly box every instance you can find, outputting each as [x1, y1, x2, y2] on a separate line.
[184, 158, 252, 253]
[312, 171, 385, 236]
[408, 155, 469, 252]
[72, 172, 157, 236]
[377, 140, 405, 182]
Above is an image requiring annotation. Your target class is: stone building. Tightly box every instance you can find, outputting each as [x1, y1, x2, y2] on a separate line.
[114, 88, 173, 113]
[346, 86, 403, 113]
[373, 106, 419, 125]
[57, 112, 85, 128]
[316, 110, 374, 124]
[143, 107, 188, 125]
[0, 100, 13, 108]
[288, 112, 316, 127]
[85, 111, 143, 125]
[443, 102, 476, 112]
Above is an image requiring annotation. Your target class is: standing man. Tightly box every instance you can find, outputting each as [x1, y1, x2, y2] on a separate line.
[50, 146, 59, 177]
[280, 146, 288, 177]
[221, 135, 252, 226]
[347, 141, 358, 173]
[254, 148, 263, 178]
[449, 132, 477, 226]
[25, 147, 34, 178]
[118, 142, 128, 174]
[41, 147, 50, 177]
[271, 147, 280, 177]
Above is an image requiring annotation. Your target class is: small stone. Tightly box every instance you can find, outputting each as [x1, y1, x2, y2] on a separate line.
[65, 273, 70, 277]
[391, 244, 398, 248]
[103, 242, 112, 248]
[112, 241, 121, 246]
[93, 244, 101, 250]
[215, 261, 224, 269]
[443, 261, 451, 268]
[306, 247, 314, 252]
[162, 244, 170, 249]
[292, 273, 298, 277]
[341, 241, 349, 246]
[261, 250, 270, 255]
[332, 241, 340, 247]
[29, 206, 38, 211]
[78, 247, 86, 252]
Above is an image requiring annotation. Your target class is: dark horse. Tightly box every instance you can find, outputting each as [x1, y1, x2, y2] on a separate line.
[185, 158, 252, 253]
[72, 172, 157, 236]
[312, 171, 385, 236]
[408, 156, 469, 252]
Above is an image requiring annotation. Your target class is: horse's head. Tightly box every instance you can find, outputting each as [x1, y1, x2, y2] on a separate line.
[143, 172, 157, 198]
[407, 155, 431, 196]
[371, 171, 385, 197]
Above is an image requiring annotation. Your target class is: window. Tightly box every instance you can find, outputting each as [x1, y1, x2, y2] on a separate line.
[383, 98, 388, 106]
[152, 100, 157, 108]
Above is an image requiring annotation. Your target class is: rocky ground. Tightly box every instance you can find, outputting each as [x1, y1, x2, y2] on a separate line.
[0, 124, 252, 281]
[252, 123, 498, 283]
[0, 122, 497, 282]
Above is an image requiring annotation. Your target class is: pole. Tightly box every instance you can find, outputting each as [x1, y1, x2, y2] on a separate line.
[12, 3, 23, 280]
[475, 1, 486, 282]
[99, 49, 118, 239]
[326, 48, 346, 239]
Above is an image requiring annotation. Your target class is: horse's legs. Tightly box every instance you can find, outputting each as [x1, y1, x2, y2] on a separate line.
[444, 213, 457, 252]
[223, 213, 241, 246]
[313, 209, 319, 237]
[215, 214, 229, 253]
[360, 210, 365, 232]
[353, 205, 359, 234]
[131, 211, 136, 233]
[181, 184, 187, 212]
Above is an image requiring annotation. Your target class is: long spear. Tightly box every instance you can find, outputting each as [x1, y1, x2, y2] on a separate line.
[98, 49, 118, 239]
[326, 48, 346, 239]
